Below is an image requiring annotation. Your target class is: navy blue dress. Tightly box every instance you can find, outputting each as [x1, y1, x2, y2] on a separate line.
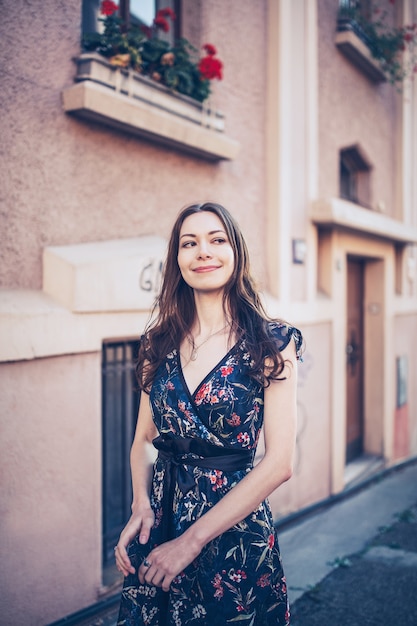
[117, 323, 302, 626]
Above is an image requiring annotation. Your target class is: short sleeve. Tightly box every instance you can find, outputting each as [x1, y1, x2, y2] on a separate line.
[270, 322, 304, 361]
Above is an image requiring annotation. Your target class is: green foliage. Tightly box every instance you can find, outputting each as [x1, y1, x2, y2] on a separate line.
[338, 2, 417, 85]
[82, 6, 221, 102]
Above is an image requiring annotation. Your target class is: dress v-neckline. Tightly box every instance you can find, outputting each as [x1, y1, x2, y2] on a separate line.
[177, 341, 240, 399]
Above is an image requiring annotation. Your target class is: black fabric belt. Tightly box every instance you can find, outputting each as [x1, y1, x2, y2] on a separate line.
[152, 433, 253, 540]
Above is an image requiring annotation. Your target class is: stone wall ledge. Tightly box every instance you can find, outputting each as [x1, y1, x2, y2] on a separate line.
[311, 198, 417, 244]
[0, 289, 149, 363]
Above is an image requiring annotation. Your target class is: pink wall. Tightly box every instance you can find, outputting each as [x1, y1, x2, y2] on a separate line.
[0, 354, 102, 624]
[270, 322, 332, 517]
[318, 0, 398, 214]
[393, 314, 417, 457]
[0, 0, 269, 292]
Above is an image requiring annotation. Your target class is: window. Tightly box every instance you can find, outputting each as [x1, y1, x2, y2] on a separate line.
[102, 339, 140, 570]
[82, 0, 180, 44]
[335, 0, 387, 82]
[121, 0, 180, 42]
[339, 0, 372, 22]
[72, 0, 240, 160]
[340, 145, 372, 208]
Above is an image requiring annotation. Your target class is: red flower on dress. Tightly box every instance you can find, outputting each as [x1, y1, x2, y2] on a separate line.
[229, 569, 247, 582]
[195, 381, 212, 405]
[209, 469, 228, 491]
[220, 365, 233, 377]
[227, 413, 241, 426]
[268, 533, 275, 549]
[257, 572, 271, 587]
[212, 572, 224, 599]
[237, 432, 250, 446]
[198, 55, 223, 81]
[101, 0, 118, 16]
[203, 43, 217, 56]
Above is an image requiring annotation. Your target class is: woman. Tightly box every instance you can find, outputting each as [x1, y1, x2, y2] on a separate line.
[115, 202, 303, 625]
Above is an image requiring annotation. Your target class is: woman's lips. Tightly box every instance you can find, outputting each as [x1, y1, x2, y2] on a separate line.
[193, 266, 220, 273]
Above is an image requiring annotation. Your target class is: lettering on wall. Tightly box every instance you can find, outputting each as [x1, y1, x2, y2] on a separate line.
[139, 259, 163, 295]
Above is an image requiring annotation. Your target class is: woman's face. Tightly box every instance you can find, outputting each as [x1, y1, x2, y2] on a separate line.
[177, 211, 235, 294]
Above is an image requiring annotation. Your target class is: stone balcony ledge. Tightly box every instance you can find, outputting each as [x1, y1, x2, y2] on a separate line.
[62, 53, 240, 161]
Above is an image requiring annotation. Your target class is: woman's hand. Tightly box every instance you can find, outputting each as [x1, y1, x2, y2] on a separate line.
[138, 532, 202, 592]
[115, 503, 155, 577]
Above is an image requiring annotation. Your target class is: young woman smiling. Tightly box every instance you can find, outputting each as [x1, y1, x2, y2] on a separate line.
[115, 202, 303, 626]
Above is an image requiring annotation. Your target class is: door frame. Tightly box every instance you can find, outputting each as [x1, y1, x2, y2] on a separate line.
[329, 232, 391, 494]
[345, 256, 365, 464]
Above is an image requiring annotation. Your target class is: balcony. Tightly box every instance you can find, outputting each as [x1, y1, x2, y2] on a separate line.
[62, 53, 240, 161]
[335, 14, 387, 83]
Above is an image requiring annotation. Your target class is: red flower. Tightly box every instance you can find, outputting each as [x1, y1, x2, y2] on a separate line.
[154, 15, 170, 32]
[227, 413, 241, 426]
[101, 0, 118, 16]
[153, 7, 175, 32]
[268, 533, 275, 549]
[199, 55, 223, 80]
[158, 7, 176, 20]
[237, 432, 250, 446]
[257, 573, 271, 587]
[195, 381, 212, 405]
[220, 365, 233, 377]
[203, 43, 217, 56]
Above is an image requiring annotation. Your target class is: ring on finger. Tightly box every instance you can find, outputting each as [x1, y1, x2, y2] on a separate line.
[143, 559, 151, 568]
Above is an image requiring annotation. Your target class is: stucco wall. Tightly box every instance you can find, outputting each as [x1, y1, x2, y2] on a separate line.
[318, 0, 398, 214]
[0, 0, 268, 291]
[393, 313, 417, 456]
[269, 322, 332, 517]
[0, 353, 101, 625]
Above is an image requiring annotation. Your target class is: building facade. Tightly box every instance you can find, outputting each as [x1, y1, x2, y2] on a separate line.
[0, 0, 416, 623]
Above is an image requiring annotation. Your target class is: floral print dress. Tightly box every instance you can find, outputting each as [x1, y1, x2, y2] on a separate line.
[117, 323, 303, 626]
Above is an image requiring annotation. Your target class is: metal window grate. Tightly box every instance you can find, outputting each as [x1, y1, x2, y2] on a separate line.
[102, 339, 141, 565]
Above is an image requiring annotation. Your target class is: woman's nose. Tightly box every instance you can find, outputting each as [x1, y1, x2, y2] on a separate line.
[197, 243, 212, 259]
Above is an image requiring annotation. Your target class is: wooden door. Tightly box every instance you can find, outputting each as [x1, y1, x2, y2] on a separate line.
[346, 258, 364, 463]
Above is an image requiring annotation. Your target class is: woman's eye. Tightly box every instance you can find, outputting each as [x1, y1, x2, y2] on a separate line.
[182, 241, 195, 248]
[213, 237, 226, 244]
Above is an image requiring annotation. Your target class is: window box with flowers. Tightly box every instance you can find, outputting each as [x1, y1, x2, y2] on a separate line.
[335, 0, 417, 85]
[63, 2, 239, 160]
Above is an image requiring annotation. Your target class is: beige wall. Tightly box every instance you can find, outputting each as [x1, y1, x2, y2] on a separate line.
[0, 353, 102, 624]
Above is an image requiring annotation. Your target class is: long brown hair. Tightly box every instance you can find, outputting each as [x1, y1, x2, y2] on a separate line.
[137, 202, 286, 391]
